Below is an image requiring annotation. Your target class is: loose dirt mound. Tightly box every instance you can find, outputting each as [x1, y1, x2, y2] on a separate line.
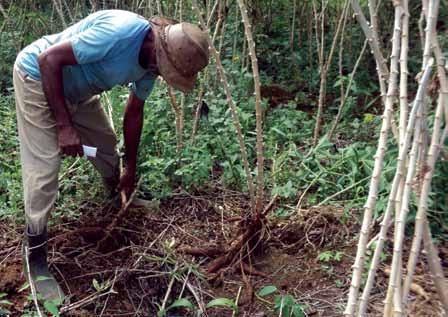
[0, 192, 445, 316]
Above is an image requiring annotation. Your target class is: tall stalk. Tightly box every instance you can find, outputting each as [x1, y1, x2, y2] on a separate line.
[344, 2, 404, 315]
[236, 0, 264, 214]
[290, 0, 297, 57]
[385, 0, 439, 313]
[52, 0, 67, 27]
[398, 0, 409, 146]
[351, 0, 389, 82]
[423, 213, 448, 313]
[167, 87, 184, 154]
[358, 59, 433, 317]
[156, 0, 163, 15]
[328, 40, 367, 140]
[191, 0, 255, 208]
[312, 0, 349, 145]
[385, 72, 428, 317]
[403, 0, 448, 312]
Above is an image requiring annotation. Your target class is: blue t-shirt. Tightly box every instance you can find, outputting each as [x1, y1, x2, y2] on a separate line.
[16, 10, 156, 103]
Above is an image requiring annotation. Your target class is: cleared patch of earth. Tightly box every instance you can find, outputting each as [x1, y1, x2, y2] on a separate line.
[0, 189, 445, 316]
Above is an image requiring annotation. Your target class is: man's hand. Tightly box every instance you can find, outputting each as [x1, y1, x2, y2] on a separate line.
[118, 167, 136, 202]
[38, 41, 79, 155]
[58, 125, 83, 157]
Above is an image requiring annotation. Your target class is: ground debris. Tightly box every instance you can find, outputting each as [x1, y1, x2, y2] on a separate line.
[0, 191, 445, 316]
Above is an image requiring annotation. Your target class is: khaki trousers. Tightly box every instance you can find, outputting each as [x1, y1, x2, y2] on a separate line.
[13, 65, 119, 234]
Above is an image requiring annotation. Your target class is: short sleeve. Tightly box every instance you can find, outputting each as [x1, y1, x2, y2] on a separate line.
[71, 21, 118, 64]
[131, 72, 156, 101]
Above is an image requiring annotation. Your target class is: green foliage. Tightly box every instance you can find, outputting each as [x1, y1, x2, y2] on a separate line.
[257, 285, 278, 297]
[271, 208, 292, 219]
[0, 95, 23, 223]
[92, 278, 111, 292]
[0, 293, 12, 316]
[362, 241, 389, 285]
[0, 2, 447, 317]
[205, 297, 239, 314]
[166, 298, 194, 312]
[274, 295, 307, 317]
[14, 281, 62, 317]
[317, 250, 344, 263]
[157, 298, 195, 317]
[256, 286, 308, 317]
[43, 298, 62, 317]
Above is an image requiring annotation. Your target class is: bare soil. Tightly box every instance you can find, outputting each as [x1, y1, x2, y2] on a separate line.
[0, 189, 445, 316]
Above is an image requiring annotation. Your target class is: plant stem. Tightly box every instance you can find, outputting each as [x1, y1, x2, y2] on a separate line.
[236, 0, 264, 215]
[191, 0, 256, 208]
[344, 2, 404, 315]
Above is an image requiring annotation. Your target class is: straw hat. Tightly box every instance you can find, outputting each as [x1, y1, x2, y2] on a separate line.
[154, 22, 209, 92]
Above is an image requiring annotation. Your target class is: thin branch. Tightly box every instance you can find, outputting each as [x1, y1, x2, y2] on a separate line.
[237, 0, 264, 214]
[191, 0, 256, 208]
[312, 0, 349, 145]
[328, 39, 368, 140]
[52, 0, 67, 28]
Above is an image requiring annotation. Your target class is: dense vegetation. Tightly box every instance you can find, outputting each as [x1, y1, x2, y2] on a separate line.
[1, 1, 447, 236]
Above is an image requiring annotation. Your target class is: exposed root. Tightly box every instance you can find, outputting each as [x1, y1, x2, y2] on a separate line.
[239, 271, 254, 305]
[208, 253, 233, 274]
[181, 246, 223, 257]
[53, 227, 104, 247]
[96, 183, 140, 252]
[182, 208, 267, 281]
[239, 261, 268, 278]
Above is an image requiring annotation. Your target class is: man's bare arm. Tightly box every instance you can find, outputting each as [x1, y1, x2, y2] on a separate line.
[119, 92, 145, 198]
[38, 41, 83, 157]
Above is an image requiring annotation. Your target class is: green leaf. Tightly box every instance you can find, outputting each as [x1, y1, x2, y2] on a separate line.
[166, 298, 194, 311]
[317, 251, 333, 262]
[157, 308, 166, 317]
[334, 251, 344, 262]
[257, 285, 278, 297]
[92, 278, 101, 291]
[0, 293, 11, 307]
[44, 300, 60, 317]
[270, 127, 287, 138]
[18, 282, 30, 292]
[206, 298, 238, 313]
[292, 305, 306, 317]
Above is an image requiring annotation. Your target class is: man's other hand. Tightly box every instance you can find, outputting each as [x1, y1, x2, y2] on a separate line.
[58, 125, 83, 157]
[118, 167, 136, 202]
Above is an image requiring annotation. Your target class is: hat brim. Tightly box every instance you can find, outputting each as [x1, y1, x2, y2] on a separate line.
[156, 33, 197, 93]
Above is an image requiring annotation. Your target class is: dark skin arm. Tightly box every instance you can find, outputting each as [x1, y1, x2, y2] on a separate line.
[39, 42, 145, 198]
[119, 92, 145, 200]
[38, 41, 83, 157]
[118, 28, 157, 200]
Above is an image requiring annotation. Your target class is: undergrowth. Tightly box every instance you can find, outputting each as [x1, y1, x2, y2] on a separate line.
[0, 0, 447, 245]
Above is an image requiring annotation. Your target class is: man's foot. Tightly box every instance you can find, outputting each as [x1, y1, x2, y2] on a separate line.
[23, 227, 65, 302]
[128, 197, 160, 209]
